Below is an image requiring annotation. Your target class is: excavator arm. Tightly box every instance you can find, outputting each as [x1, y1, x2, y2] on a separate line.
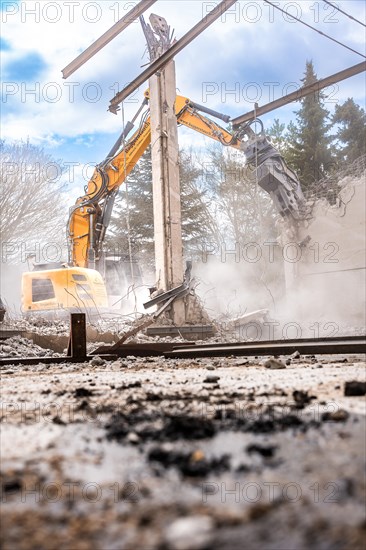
[68, 106, 151, 269]
[68, 91, 306, 270]
[22, 92, 306, 314]
[68, 92, 243, 269]
[233, 118, 306, 220]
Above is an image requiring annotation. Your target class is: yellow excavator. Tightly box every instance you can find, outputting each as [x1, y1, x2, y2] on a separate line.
[21, 91, 305, 314]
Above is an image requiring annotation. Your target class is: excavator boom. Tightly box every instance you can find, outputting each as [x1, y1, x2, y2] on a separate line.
[22, 91, 304, 314]
[68, 92, 241, 270]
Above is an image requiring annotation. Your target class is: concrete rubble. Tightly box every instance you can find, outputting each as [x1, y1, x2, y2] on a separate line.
[0, 163, 365, 550]
[0, 329, 365, 549]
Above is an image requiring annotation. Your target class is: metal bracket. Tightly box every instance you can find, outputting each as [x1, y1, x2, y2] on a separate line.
[67, 313, 87, 359]
[140, 13, 174, 62]
[143, 261, 193, 309]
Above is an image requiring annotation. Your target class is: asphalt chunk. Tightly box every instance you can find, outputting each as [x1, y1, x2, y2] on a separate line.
[74, 387, 94, 398]
[344, 381, 366, 396]
[322, 409, 350, 422]
[246, 443, 277, 458]
[1, 478, 22, 494]
[203, 375, 220, 383]
[293, 390, 316, 409]
[105, 413, 216, 443]
[148, 447, 230, 477]
[163, 415, 216, 440]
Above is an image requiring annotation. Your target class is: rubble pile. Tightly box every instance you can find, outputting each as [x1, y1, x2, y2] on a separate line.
[1, 355, 365, 549]
[2, 317, 69, 336]
[0, 336, 56, 358]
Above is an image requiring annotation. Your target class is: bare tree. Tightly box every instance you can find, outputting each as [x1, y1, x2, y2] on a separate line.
[0, 140, 67, 252]
[203, 144, 278, 245]
[107, 147, 219, 268]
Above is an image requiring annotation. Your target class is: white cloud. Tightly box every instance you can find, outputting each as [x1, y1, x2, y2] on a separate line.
[1, 0, 365, 152]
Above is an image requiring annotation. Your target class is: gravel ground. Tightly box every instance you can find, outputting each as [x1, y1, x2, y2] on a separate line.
[1, 344, 365, 550]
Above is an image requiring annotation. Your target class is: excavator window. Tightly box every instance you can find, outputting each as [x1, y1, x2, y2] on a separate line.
[32, 279, 55, 302]
[72, 274, 88, 281]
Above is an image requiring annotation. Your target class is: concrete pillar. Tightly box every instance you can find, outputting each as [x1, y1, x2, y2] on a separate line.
[149, 60, 185, 325]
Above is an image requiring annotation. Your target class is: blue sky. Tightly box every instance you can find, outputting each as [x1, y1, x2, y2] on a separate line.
[1, 0, 365, 198]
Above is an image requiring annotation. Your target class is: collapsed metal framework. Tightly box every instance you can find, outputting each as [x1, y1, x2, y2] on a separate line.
[62, 0, 366, 122]
[0, 313, 364, 365]
[107, 0, 237, 112]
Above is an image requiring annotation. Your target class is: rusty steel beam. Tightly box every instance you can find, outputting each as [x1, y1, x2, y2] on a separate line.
[145, 325, 214, 337]
[0, 329, 26, 340]
[232, 61, 366, 126]
[0, 355, 118, 367]
[1, 336, 364, 365]
[67, 313, 87, 359]
[177, 335, 365, 348]
[108, 0, 237, 112]
[91, 342, 194, 357]
[165, 336, 366, 358]
[62, 0, 157, 79]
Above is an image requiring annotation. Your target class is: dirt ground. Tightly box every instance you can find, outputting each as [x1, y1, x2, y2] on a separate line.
[1, 338, 365, 550]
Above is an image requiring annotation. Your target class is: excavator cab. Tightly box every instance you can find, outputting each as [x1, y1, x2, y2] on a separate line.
[21, 258, 142, 314]
[21, 265, 108, 315]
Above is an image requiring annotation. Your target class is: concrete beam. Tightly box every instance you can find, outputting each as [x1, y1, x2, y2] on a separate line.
[109, 0, 237, 112]
[150, 61, 185, 325]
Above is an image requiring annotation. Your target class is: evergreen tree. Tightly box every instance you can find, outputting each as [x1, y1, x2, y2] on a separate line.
[106, 148, 154, 267]
[267, 119, 289, 157]
[286, 61, 334, 187]
[332, 98, 366, 163]
[106, 147, 214, 268]
[179, 149, 218, 258]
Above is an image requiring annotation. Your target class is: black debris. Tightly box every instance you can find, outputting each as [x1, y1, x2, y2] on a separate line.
[74, 387, 94, 398]
[344, 381, 366, 396]
[148, 447, 230, 477]
[246, 444, 277, 458]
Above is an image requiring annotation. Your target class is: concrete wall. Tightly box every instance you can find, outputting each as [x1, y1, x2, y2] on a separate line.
[282, 175, 366, 326]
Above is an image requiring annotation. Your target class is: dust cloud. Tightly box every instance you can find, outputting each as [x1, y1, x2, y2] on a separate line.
[0, 263, 27, 318]
[193, 175, 366, 339]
